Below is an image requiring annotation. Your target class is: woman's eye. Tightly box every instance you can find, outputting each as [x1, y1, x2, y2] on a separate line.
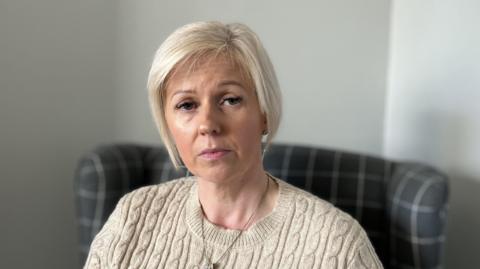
[176, 101, 196, 111]
[222, 97, 242, 106]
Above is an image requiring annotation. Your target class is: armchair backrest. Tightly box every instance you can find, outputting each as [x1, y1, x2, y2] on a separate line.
[74, 143, 448, 268]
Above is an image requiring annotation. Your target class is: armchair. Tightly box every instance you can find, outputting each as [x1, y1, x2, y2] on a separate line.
[74, 143, 448, 268]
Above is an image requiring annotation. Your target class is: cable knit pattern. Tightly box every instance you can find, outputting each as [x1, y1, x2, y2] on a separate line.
[84, 176, 383, 269]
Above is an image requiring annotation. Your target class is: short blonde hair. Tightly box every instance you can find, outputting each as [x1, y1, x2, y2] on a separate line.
[147, 21, 282, 169]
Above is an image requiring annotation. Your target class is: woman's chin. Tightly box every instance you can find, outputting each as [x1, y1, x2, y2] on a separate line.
[193, 156, 235, 175]
[194, 167, 236, 184]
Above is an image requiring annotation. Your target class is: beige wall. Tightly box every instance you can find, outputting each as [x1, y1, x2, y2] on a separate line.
[0, 0, 116, 268]
[384, 0, 480, 267]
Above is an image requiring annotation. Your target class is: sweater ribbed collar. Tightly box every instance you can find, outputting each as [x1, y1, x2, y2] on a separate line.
[185, 174, 293, 249]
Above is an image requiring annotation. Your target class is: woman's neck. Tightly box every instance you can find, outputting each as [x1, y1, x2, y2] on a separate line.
[196, 169, 278, 230]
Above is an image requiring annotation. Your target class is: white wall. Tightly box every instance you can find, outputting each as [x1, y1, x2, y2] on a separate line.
[0, 1, 116, 268]
[113, 0, 391, 156]
[385, 0, 480, 267]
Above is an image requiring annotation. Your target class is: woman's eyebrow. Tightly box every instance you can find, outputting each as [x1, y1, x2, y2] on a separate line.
[169, 80, 244, 100]
[171, 89, 195, 99]
[218, 80, 245, 88]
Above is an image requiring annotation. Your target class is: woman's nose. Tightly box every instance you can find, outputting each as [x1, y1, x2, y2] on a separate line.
[198, 104, 222, 136]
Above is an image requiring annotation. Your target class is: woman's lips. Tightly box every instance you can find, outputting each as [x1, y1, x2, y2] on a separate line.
[199, 149, 231, 160]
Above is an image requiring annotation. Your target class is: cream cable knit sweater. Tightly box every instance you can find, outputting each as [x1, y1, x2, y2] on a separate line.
[84, 176, 383, 269]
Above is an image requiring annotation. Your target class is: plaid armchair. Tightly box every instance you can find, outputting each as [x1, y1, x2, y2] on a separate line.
[74, 143, 449, 268]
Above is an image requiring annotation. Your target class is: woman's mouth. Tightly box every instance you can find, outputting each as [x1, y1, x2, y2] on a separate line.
[199, 149, 231, 160]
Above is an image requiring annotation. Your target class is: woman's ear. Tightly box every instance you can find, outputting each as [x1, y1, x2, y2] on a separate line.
[261, 114, 268, 135]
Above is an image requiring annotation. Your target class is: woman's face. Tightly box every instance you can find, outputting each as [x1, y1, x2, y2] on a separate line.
[164, 56, 266, 182]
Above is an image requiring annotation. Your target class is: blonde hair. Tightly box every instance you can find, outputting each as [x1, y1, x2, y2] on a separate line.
[147, 21, 282, 169]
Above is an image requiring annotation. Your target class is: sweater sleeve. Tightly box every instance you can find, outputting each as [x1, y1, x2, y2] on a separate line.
[83, 195, 127, 269]
[346, 229, 384, 269]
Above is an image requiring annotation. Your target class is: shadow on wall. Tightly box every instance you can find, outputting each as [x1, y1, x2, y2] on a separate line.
[424, 110, 480, 268]
[409, 108, 480, 268]
[445, 173, 480, 268]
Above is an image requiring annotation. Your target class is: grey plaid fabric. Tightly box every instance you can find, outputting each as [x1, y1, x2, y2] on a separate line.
[74, 143, 449, 269]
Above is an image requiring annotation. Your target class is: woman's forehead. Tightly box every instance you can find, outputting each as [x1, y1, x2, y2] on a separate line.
[166, 55, 253, 93]
[172, 54, 240, 78]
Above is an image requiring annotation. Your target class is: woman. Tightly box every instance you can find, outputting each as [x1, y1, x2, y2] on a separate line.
[85, 21, 383, 269]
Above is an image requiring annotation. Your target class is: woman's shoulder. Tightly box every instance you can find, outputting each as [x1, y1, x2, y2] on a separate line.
[276, 178, 381, 267]
[111, 177, 195, 233]
[275, 178, 335, 214]
[276, 178, 363, 232]
[112, 177, 195, 222]
[121, 176, 195, 203]
[84, 177, 195, 268]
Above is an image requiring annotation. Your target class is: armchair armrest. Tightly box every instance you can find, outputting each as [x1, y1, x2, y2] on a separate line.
[73, 144, 148, 263]
[387, 162, 449, 268]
